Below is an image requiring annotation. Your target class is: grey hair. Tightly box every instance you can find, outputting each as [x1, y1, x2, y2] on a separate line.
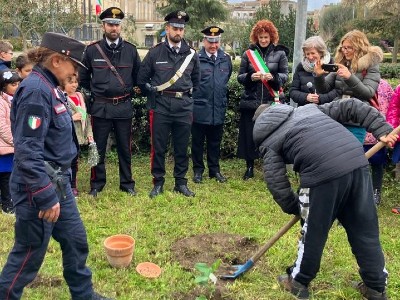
[302, 36, 328, 58]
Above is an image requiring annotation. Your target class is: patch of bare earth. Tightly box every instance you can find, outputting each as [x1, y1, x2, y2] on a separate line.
[171, 233, 259, 300]
[26, 274, 63, 288]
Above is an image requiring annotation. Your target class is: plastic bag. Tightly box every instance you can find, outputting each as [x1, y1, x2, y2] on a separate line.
[88, 142, 99, 167]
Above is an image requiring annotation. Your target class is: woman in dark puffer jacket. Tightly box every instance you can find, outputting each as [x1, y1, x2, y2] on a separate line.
[237, 19, 289, 180]
[290, 36, 337, 106]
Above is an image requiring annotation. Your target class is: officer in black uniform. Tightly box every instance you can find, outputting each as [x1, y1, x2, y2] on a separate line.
[0, 33, 112, 300]
[191, 26, 232, 184]
[79, 7, 141, 197]
[137, 10, 200, 198]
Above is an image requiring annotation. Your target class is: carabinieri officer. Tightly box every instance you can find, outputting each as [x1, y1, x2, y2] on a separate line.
[79, 6, 141, 197]
[138, 10, 200, 198]
[0, 33, 112, 299]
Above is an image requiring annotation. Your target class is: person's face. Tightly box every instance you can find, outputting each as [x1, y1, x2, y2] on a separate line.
[4, 81, 20, 96]
[0, 50, 13, 62]
[203, 38, 220, 54]
[304, 47, 321, 63]
[102, 22, 122, 41]
[63, 77, 78, 95]
[257, 32, 271, 48]
[17, 63, 33, 79]
[51, 55, 78, 84]
[341, 39, 355, 60]
[166, 25, 185, 44]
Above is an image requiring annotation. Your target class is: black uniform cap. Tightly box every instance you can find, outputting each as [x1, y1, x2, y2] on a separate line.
[201, 26, 224, 42]
[164, 10, 189, 28]
[40, 32, 87, 69]
[99, 7, 124, 24]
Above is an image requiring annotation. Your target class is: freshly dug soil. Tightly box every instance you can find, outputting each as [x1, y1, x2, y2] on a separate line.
[171, 233, 259, 300]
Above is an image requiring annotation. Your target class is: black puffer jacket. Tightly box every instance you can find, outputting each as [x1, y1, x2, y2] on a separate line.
[289, 62, 338, 106]
[253, 99, 392, 214]
[237, 43, 289, 110]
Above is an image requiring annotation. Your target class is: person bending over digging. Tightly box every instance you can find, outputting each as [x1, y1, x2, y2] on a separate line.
[253, 99, 397, 300]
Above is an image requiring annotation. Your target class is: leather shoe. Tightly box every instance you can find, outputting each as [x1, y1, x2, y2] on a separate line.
[174, 185, 195, 197]
[193, 173, 203, 183]
[243, 167, 254, 180]
[120, 188, 137, 196]
[149, 185, 163, 198]
[88, 188, 99, 197]
[210, 172, 227, 183]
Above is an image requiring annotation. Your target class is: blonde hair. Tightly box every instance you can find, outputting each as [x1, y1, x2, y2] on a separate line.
[334, 30, 370, 73]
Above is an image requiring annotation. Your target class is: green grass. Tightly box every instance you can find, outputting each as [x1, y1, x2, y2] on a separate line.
[1, 154, 400, 299]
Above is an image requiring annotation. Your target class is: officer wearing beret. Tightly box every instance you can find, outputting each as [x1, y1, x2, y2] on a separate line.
[0, 33, 112, 300]
[137, 10, 200, 198]
[79, 7, 141, 197]
[191, 26, 232, 184]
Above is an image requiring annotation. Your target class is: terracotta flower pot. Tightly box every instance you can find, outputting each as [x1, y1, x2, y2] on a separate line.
[104, 234, 135, 268]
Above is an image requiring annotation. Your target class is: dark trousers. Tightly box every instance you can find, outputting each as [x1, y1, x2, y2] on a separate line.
[0, 179, 93, 299]
[149, 110, 191, 186]
[90, 116, 134, 191]
[71, 154, 79, 189]
[292, 166, 387, 292]
[191, 123, 224, 176]
[0, 172, 11, 205]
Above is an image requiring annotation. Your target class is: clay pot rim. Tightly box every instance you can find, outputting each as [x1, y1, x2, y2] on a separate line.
[104, 234, 135, 252]
[136, 262, 162, 278]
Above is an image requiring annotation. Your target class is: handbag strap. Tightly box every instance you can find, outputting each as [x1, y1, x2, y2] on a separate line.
[94, 43, 126, 89]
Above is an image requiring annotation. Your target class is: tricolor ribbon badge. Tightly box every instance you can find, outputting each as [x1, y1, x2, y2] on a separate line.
[28, 116, 42, 130]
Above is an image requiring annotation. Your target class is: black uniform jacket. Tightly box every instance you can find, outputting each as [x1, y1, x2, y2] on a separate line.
[137, 39, 200, 117]
[79, 37, 141, 119]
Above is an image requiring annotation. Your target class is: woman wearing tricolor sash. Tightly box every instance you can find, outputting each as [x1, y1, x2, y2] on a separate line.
[237, 19, 289, 180]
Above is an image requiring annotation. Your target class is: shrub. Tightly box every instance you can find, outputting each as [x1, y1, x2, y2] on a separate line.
[380, 63, 400, 79]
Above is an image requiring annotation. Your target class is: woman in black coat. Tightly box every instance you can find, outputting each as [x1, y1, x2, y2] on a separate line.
[289, 36, 337, 106]
[237, 19, 289, 179]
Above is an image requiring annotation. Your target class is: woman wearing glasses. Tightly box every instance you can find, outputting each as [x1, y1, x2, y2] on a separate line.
[314, 30, 386, 205]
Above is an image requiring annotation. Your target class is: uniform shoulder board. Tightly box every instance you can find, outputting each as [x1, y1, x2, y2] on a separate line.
[151, 42, 163, 49]
[124, 40, 137, 47]
[87, 40, 101, 47]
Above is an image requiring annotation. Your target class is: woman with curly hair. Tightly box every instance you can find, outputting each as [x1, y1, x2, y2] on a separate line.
[314, 30, 383, 142]
[237, 19, 289, 180]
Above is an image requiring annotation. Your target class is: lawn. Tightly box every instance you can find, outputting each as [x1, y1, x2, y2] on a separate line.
[0, 154, 399, 300]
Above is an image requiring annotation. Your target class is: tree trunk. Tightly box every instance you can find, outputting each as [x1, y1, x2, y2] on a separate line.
[392, 38, 399, 64]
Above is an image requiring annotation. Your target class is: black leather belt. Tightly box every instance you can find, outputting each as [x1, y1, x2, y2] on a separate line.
[94, 95, 131, 105]
[158, 90, 189, 99]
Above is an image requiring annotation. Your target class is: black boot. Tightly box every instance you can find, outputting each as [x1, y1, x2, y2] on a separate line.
[373, 189, 381, 205]
[243, 167, 254, 180]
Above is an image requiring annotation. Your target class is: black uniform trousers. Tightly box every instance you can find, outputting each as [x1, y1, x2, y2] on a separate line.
[191, 123, 224, 176]
[150, 110, 191, 187]
[90, 116, 134, 191]
[0, 172, 11, 204]
[291, 166, 387, 292]
[0, 178, 93, 299]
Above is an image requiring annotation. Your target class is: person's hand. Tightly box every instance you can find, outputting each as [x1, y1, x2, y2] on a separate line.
[336, 64, 351, 79]
[251, 71, 263, 81]
[306, 93, 320, 104]
[313, 60, 325, 76]
[38, 202, 60, 222]
[88, 136, 94, 143]
[379, 133, 399, 148]
[72, 112, 82, 121]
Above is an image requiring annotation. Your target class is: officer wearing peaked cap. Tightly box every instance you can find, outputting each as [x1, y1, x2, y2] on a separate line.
[137, 10, 200, 199]
[0, 33, 112, 299]
[79, 6, 141, 198]
[191, 26, 232, 184]
[99, 6, 124, 24]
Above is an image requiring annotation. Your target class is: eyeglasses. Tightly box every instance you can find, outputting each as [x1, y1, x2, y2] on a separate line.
[341, 46, 353, 52]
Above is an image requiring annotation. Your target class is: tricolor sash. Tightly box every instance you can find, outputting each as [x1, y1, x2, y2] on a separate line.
[246, 49, 279, 100]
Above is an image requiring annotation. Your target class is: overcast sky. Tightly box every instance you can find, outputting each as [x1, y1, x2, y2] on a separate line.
[227, 0, 341, 11]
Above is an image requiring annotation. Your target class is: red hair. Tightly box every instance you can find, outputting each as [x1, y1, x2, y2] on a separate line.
[250, 20, 279, 44]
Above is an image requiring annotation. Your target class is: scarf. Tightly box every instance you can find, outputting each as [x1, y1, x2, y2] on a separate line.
[302, 52, 331, 73]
